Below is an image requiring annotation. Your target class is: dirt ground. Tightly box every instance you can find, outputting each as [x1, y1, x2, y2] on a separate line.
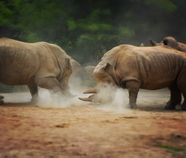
[0, 88, 186, 158]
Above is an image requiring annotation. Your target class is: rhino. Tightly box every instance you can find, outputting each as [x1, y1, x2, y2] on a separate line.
[0, 37, 75, 104]
[79, 44, 186, 110]
[149, 36, 186, 52]
[149, 36, 186, 105]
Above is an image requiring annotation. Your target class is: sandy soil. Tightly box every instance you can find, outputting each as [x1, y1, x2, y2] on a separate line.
[0, 88, 186, 157]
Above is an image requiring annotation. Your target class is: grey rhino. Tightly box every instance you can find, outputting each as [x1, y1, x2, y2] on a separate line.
[149, 36, 186, 106]
[149, 36, 186, 52]
[0, 37, 74, 104]
[79, 44, 186, 110]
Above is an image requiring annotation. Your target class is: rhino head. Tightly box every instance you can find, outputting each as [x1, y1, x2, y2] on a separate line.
[79, 62, 118, 103]
[149, 36, 186, 52]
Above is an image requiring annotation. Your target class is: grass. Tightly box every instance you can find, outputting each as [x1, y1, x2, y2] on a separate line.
[155, 141, 186, 158]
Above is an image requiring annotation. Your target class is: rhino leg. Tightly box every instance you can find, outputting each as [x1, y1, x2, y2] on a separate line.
[126, 81, 140, 109]
[176, 66, 186, 110]
[35, 77, 61, 94]
[164, 84, 181, 110]
[27, 80, 38, 103]
[59, 78, 74, 97]
[0, 95, 4, 105]
[181, 93, 186, 110]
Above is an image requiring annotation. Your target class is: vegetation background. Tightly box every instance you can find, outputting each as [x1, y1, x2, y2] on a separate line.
[0, 0, 186, 91]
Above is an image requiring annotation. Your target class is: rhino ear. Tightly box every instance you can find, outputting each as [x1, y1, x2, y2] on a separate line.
[65, 58, 72, 70]
[163, 38, 169, 45]
[148, 38, 157, 46]
[104, 63, 111, 71]
[163, 37, 178, 48]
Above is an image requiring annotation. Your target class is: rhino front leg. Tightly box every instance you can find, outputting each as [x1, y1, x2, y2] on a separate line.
[0, 95, 4, 104]
[125, 80, 140, 109]
[59, 78, 74, 97]
[59, 66, 74, 98]
[35, 77, 61, 94]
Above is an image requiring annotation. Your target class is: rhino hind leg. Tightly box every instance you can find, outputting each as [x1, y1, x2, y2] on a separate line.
[164, 84, 181, 110]
[175, 70, 186, 110]
[27, 79, 39, 103]
[0, 95, 4, 105]
[181, 93, 186, 110]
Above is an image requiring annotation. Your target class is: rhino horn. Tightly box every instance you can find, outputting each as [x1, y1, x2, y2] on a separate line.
[83, 88, 97, 94]
[148, 38, 158, 46]
[79, 97, 92, 102]
[79, 94, 95, 102]
[140, 43, 144, 47]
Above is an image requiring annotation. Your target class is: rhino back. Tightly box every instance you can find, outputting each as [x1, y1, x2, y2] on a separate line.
[117, 46, 185, 89]
[0, 39, 40, 85]
[0, 38, 63, 85]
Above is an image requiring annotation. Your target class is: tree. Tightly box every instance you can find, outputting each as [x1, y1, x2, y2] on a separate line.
[0, 0, 183, 65]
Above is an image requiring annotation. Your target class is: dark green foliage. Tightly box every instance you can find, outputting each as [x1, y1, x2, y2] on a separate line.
[0, 0, 185, 65]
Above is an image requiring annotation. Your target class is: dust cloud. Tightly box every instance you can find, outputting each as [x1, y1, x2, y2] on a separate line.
[91, 86, 132, 113]
[1, 85, 170, 115]
[36, 83, 132, 114]
[36, 88, 88, 108]
[2, 78, 169, 113]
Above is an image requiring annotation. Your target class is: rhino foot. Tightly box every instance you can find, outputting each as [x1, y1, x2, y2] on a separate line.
[166, 100, 181, 106]
[0, 95, 4, 105]
[181, 105, 186, 111]
[30, 97, 38, 104]
[164, 105, 176, 110]
[164, 98, 181, 110]
[126, 103, 137, 109]
[131, 105, 137, 109]
[0, 100, 4, 105]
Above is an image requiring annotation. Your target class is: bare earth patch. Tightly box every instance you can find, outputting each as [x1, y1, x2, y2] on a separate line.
[0, 89, 186, 157]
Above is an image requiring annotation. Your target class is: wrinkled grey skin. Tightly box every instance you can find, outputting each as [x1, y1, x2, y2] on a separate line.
[149, 36, 186, 106]
[149, 36, 186, 52]
[80, 44, 186, 110]
[0, 38, 74, 104]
